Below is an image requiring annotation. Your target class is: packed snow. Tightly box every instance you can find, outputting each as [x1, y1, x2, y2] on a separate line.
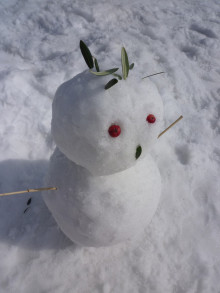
[44, 148, 161, 246]
[0, 0, 220, 292]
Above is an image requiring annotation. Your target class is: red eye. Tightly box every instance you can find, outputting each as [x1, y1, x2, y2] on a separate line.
[108, 124, 121, 137]
[146, 114, 156, 123]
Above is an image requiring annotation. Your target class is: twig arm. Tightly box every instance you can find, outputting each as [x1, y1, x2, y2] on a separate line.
[0, 187, 57, 197]
[158, 115, 183, 138]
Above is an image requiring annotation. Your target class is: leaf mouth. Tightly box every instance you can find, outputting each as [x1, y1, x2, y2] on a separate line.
[135, 145, 142, 160]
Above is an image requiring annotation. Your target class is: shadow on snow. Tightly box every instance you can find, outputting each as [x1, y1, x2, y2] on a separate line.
[0, 159, 75, 251]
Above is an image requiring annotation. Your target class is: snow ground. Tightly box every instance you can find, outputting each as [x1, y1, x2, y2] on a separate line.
[0, 0, 220, 292]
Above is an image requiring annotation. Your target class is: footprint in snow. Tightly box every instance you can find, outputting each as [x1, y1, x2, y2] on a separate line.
[175, 145, 191, 165]
[190, 23, 217, 39]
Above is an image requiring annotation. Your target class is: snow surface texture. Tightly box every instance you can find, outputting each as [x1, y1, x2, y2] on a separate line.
[44, 148, 161, 246]
[52, 70, 163, 175]
[0, 0, 220, 292]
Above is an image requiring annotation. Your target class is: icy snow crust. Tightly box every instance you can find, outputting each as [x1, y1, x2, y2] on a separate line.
[44, 148, 161, 246]
[52, 70, 163, 175]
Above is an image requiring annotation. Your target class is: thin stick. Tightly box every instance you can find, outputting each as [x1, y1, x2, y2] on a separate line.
[142, 72, 164, 79]
[158, 115, 183, 138]
[0, 187, 57, 197]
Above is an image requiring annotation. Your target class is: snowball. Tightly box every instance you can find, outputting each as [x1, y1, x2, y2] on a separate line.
[52, 70, 163, 176]
[43, 148, 161, 247]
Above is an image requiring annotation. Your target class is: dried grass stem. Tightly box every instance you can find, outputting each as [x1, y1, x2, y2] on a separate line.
[0, 187, 57, 197]
[158, 115, 183, 138]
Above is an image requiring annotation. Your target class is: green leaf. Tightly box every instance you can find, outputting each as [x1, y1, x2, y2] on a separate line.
[90, 68, 119, 76]
[112, 73, 122, 80]
[93, 57, 100, 72]
[129, 63, 134, 70]
[121, 47, 129, 80]
[94, 58, 100, 72]
[105, 78, 118, 90]
[80, 40, 94, 69]
[135, 145, 142, 160]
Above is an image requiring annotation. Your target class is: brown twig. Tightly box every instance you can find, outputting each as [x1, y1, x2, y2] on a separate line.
[158, 115, 183, 138]
[0, 187, 57, 197]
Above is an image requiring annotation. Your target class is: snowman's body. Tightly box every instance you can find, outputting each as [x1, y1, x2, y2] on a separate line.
[43, 70, 163, 247]
[45, 148, 161, 247]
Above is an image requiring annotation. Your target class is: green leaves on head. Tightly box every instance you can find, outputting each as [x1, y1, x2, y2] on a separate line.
[94, 57, 100, 72]
[121, 48, 134, 79]
[121, 47, 129, 80]
[80, 40, 94, 69]
[129, 63, 134, 70]
[80, 40, 100, 73]
[112, 73, 122, 80]
[79, 40, 134, 90]
[105, 78, 118, 90]
[90, 68, 119, 76]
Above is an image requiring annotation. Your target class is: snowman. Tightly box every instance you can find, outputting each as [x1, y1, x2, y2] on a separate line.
[43, 41, 164, 247]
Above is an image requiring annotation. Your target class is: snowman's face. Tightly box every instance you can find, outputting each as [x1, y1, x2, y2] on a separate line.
[52, 70, 163, 176]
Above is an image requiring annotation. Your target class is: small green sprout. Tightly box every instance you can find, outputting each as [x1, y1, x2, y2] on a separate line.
[121, 47, 129, 80]
[93, 57, 100, 72]
[80, 40, 94, 69]
[79, 40, 134, 90]
[90, 68, 119, 76]
[105, 78, 118, 90]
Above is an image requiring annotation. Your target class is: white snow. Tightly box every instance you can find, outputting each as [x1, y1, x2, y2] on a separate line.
[0, 0, 220, 292]
[44, 148, 161, 246]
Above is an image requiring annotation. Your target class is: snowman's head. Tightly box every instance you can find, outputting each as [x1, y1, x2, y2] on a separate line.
[52, 70, 163, 176]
